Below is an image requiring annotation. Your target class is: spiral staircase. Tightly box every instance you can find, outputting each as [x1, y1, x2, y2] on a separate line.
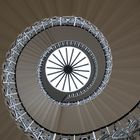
[0, 0, 140, 140]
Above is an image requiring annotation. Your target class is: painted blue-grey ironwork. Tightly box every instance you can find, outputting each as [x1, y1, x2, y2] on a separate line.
[2, 16, 139, 140]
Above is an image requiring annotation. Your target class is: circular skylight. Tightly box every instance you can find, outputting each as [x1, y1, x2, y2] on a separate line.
[45, 45, 91, 92]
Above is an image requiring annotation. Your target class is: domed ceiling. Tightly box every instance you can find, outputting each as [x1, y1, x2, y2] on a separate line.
[0, 0, 140, 140]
